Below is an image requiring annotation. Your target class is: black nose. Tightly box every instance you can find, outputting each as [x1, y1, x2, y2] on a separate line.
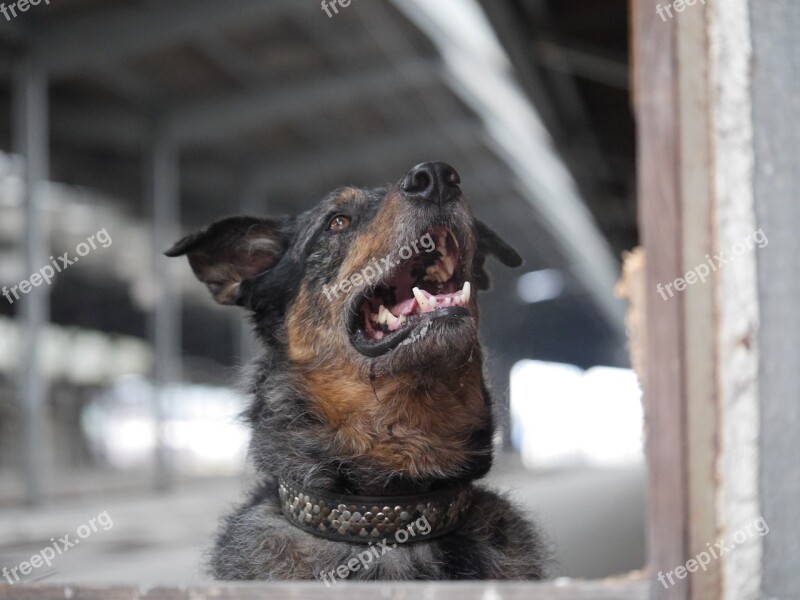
[400, 162, 461, 204]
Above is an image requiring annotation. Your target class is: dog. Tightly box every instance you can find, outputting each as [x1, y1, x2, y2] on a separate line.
[166, 162, 549, 581]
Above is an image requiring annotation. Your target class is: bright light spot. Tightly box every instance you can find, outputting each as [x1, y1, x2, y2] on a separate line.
[82, 376, 250, 475]
[517, 269, 565, 303]
[510, 360, 643, 469]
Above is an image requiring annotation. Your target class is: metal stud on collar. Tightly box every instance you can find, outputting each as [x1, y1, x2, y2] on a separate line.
[278, 477, 473, 544]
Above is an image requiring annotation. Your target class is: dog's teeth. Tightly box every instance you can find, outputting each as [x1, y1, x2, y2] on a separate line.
[441, 256, 455, 279]
[387, 312, 406, 331]
[425, 294, 438, 312]
[462, 281, 471, 304]
[412, 287, 428, 310]
[426, 264, 447, 283]
[412, 287, 440, 313]
[378, 305, 391, 325]
[370, 311, 380, 323]
[381, 306, 403, 330]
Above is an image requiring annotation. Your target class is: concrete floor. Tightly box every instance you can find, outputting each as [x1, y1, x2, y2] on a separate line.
[0, 455, 646, 585]
[489, 455, 647, 579]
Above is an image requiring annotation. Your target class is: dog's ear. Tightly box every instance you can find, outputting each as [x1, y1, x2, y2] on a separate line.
[472, 220, 523, 290]
[165, 216, 289, 306]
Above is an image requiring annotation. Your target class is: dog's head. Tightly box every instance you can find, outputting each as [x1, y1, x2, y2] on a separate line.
[167, 162, 520, 377]
[167, 162, 521, 480]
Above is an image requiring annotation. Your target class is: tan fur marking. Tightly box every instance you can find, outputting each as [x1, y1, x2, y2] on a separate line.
[303, 364, 488, 477]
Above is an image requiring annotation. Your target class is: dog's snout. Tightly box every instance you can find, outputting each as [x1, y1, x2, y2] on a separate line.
[401, 162, 461, 204]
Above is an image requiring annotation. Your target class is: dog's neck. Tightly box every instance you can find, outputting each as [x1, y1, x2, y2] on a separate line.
[247, 357, 493, 497]
[311, 362, 489, 471]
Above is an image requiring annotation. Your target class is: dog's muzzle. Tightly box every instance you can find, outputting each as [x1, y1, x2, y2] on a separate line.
[278, 477, 473, 544]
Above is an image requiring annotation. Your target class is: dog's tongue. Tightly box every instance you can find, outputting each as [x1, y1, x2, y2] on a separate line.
[389, 297, 418, 317]
[382, 286, 470, 321]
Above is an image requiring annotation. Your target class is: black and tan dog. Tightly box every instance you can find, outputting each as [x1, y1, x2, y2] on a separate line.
[167, 162, 549, 581]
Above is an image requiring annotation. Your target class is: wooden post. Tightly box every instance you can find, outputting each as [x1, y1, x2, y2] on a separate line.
[633, 1, 768, 599]
[632, 1, 690, 597]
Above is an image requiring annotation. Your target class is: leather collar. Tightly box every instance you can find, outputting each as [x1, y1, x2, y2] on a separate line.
[278, 477, 473, 544]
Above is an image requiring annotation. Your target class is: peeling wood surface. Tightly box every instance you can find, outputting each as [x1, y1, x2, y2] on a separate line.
[0, 579, 649, 600]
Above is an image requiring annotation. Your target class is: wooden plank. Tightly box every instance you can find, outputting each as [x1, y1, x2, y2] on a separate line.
[631, 1, 690, 599]
[0, 580, 648, 600]
[675, 6, 721, 600]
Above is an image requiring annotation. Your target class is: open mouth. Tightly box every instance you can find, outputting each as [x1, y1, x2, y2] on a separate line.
[349, 226, 472, 357]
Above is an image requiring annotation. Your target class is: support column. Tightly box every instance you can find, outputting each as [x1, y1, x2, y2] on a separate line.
[13, 53, 50, 507]
[149, 126, 181, 491]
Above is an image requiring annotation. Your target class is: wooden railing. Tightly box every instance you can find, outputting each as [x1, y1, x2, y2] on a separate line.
[0, 578, 648, 600]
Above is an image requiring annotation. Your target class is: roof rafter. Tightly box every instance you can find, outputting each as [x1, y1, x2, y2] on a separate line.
[33, 0, 297, 76]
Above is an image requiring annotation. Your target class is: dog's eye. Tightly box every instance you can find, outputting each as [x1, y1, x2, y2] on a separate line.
[328, 215, 351, 232]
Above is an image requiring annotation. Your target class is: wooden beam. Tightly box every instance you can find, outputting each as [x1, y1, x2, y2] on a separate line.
[33, 0, 297, 76]
[50, 59, 442, 150]
[676, 6, 721, 599]
[0, 580, 648, 599]
[631, 1, 689, 598]
[165, 59, 441, 146]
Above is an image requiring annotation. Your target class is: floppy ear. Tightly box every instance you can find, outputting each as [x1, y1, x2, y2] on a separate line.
[472, 220, 523, 290]
[164, 216, 288, 306]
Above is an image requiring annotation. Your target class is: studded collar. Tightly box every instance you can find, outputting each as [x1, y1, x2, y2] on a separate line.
[277, 477, 473, 544]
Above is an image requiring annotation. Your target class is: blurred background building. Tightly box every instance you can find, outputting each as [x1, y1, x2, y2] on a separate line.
[0, 0, 645, 584]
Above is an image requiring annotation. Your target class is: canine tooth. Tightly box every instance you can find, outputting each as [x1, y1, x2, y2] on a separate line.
[462, 281, 471, 304]
[412, 287, 428, 310]
[378, 305, 391, 324]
